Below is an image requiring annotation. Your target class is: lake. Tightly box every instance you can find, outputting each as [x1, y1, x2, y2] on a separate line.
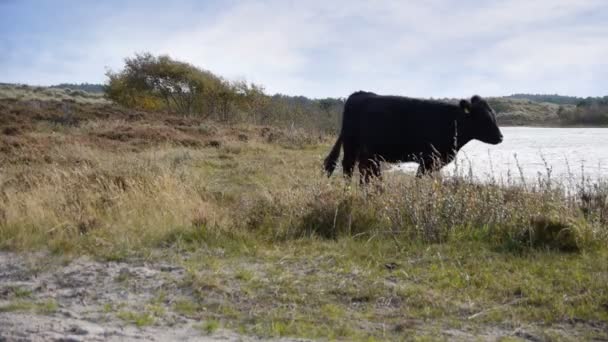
[397, 127, 608, 185]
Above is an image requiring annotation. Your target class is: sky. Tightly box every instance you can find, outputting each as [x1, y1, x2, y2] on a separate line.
[1, 0, 607, 98]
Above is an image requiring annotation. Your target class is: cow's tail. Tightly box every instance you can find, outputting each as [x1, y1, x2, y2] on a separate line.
[324, 134, 343, 177]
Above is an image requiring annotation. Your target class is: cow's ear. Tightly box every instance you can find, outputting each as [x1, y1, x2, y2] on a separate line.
[471, 95, 482, 104]
[460, 100, 471, 114]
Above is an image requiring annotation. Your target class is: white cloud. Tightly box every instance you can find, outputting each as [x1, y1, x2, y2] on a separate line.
[2, 0, 607, 97]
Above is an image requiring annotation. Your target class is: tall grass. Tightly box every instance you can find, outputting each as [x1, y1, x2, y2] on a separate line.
[1, 137, 606, 258]
[246, 171, 605, 251]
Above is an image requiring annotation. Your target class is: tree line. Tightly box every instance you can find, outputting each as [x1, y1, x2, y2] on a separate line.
[558, 96, 608, 125]
[103, 53, 607, 129]
[506, 93, 584, 105]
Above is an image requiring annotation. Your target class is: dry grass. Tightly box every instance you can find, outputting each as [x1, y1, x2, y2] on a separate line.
[0, 93, 607, 256]
[0, 103, 330, 258]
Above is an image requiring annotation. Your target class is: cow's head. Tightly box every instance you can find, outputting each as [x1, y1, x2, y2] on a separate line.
[460, 95, 503, 144]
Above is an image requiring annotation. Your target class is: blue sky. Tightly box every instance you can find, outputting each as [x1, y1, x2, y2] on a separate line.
[1, 0, 607, 98]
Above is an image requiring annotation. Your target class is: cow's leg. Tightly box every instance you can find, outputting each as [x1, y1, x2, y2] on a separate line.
[415, 163, 427, 178]
[416, 159, 443, 177]
[358, 157, 372, 185]
[358, 155, 382, 185]
[371, 159, 382, 179]
[341, 141, 357, 179]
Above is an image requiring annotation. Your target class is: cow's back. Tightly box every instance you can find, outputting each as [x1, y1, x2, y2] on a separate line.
[343, 93, 460, 162]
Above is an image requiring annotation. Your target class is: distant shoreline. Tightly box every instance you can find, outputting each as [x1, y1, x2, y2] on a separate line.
[499, 124, 608, 128]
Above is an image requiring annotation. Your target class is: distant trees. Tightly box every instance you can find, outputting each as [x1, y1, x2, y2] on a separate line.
[498, 94, 608, 126]
[576, 96, 608, 108]
[556, 97, 608, 125]
[506, 94, 584, 105]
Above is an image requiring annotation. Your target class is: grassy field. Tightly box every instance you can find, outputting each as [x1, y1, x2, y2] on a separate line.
[1, 88, 607, 340]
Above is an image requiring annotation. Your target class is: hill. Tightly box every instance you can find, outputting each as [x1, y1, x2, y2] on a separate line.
[50, 83, 106, 93]
[489, 97, 568, 126]
[0, 83, 108, 104]
[0, 83, 602, 128]
[505, 93, 583, 105]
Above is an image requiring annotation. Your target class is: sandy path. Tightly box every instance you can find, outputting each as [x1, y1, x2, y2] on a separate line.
[0, 252, 304, 342]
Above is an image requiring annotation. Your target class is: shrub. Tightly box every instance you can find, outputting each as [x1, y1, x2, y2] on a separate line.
[105, 53, 266, 121]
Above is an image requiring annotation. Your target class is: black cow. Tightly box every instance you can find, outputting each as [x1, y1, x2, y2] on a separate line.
[324, 91, 503, 183]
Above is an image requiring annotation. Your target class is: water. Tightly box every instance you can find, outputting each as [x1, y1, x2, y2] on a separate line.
[397, 127, 608, 185]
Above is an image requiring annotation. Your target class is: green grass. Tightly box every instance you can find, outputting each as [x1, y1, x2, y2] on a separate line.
[201, 319, 220, 335]
[117, 310, 156, 327]
[173, 300, 201, 317]
[3, 286, 33, 299]
[102, 303, 114, 313]
[169, 239, 607, 340]
[0, 299, 58, 314]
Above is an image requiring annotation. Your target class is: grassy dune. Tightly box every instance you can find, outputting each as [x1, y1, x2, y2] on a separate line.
[1, 89, 607, 340]
[489, 97, 567, 126]
[0, 83, 109, 104]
